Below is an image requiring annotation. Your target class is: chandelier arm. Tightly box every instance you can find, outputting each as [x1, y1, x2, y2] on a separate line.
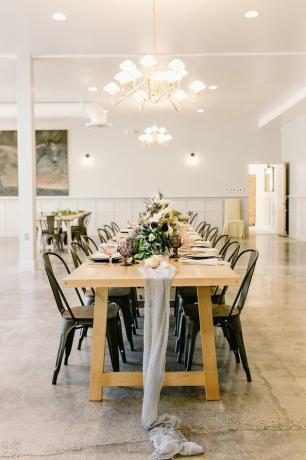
[111, 80, 145, 106]
[168, 96, 180, 112]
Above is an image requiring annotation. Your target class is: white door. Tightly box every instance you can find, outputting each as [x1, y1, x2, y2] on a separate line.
[275, 162, 288, 236]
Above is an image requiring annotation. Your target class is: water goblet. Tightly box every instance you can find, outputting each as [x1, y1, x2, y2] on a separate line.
[171, 234, 182, 260]
[101, 242, 117, 265]
[118, 240, 133, 266]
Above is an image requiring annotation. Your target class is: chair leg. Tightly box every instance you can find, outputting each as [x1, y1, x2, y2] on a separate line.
[77, 326, 88, 350]
[230, 317, 251, 381]
[131, 288, 139, 331]
[111, 296, 134, 351]
[176, 314, 186, 363]
[106, 319, 120, 372]
[175, 307, 183, 353]
[64, 327, 75, 365]
[52, 321, 75, 385]
[117, 317, 127, 363]
[184, 318, 199, 371]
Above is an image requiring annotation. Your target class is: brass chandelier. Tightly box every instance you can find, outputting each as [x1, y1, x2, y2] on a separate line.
[104, 0, 206, 111]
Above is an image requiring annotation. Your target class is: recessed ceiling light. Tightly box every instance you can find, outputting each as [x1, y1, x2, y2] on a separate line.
[244, 10, 259, 18]
[197, 109, 204, 113]
[88, 86, 98, 92]
[52, 12, 67, 21]
[208, 85, 218, 90]
[104, 110, 108, 114]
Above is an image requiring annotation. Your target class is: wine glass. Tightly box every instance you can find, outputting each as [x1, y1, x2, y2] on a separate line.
[118, 240, 133, 266]
[171, 234, 182, 261]
[101, 242, 117, 265]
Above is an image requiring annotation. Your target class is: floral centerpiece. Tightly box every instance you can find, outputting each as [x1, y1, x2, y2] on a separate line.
[136, 192, 180, 259]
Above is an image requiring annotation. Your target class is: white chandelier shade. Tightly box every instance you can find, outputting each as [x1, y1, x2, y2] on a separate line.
[104, 56, 206, 111]
[138, 126, 173, 146]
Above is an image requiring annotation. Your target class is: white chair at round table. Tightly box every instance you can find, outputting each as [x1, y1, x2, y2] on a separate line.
[223, 198, 248, 238]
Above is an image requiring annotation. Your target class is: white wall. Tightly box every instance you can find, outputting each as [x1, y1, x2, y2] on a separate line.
[0, 114, 280, 197]
[0, 114, 280, 236]
[282, 112, 306, 240]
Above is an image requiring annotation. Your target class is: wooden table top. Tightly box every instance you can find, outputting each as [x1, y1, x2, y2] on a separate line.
[63, 260, 240, 289]
[37, 212, 85, 222]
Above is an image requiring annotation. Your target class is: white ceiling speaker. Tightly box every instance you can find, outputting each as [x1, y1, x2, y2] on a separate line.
[84, 102, 111, 129]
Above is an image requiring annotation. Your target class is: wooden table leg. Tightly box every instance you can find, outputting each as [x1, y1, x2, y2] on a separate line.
[89, 287, 108, 401]
[197, 286, 220, 400]
[65, 220, 72, 247]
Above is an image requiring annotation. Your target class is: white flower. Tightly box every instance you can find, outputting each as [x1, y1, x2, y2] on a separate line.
[148, 233, 156, 242]
[150, 211, 162, 223]
[167, 226, 174, 236]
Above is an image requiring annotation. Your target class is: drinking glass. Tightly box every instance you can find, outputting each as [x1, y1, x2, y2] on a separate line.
[118, 240, 133, 266]
[101, 243, 117, 264]
[171, 234, 182, 260]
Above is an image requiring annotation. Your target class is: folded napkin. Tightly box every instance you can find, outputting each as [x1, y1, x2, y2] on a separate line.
[191, 247, 219, 254]
[181, 257, 219, 265]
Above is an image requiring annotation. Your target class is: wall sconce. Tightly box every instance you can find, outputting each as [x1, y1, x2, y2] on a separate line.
[82, 153, 94, 167]
[187, 152, 199, 166]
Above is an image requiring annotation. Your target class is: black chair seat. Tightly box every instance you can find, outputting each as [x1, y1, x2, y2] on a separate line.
[63, 305, 94, 320]
[213, 304, 239, 319]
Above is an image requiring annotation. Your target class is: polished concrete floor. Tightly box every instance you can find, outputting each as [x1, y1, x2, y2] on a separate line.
[1, 235, 306, 459]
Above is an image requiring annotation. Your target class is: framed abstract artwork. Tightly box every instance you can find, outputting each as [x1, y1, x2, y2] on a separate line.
[0, 129, 68, 196]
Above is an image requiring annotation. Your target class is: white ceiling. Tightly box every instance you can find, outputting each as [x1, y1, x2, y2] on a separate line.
[1, 0, 306, 121]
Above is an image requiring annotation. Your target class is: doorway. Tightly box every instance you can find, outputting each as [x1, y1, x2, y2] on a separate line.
[248, 163, 288, 236]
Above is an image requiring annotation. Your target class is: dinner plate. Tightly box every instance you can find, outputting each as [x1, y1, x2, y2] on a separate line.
[89, 252, 123, 263]
[183, 254, 218, 260]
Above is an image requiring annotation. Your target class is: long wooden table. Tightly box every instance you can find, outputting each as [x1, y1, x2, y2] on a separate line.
[63, 260, 240, 401]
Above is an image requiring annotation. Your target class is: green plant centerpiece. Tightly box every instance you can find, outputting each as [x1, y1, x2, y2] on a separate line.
[136, 192, 180, 259]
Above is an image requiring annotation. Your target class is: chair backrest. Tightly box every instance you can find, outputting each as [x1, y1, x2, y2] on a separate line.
[224, 198, 242, 220]
[229, 249, 259, 315]
[81, 235, 98, 255]
[97, 228, 108, 243]
[42, 252, 83, 321]
[201, 223, 211, 239]
[111, 222, 120, 234]
[46, 215, 55, 234]
[83, 212, 92, 228]
[189, 213, 198, 225]
[195, 221, 206, 232]
[70, 242, 88, 269]
[221, 240, 240, 265]
[214, 234, 230, 253]
[104, 224, 115, 238]
[207, 227, 219, 246]
[77, 214, 87, 229]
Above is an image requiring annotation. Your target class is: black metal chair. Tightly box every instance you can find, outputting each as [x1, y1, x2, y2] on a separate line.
[70, 241, 136, 351]
[195, 221, 206, 233]
[189, 213, 198, 225]
[40, 215, 64, 253]
[81, 235, 98, 255]
[97, 228, 109, 244]
[182, 249, 259, 380]
[214, 234, 230, 253]
[111, 222, 120, 234]
[42, 252, 126, 384]
[175, 240, 240, 362]
[201, 223, 211, 239]
[207, 227, 219, 247]
[104, 224, 116, 238]
[71, 214, 88, 243]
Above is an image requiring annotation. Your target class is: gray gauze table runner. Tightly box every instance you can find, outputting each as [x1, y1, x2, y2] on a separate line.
[139, 264, 204, 460]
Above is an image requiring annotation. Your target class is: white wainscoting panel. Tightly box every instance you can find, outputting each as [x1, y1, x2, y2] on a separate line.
[287, 196, 306, 241]
[0, 196, 248, 237]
